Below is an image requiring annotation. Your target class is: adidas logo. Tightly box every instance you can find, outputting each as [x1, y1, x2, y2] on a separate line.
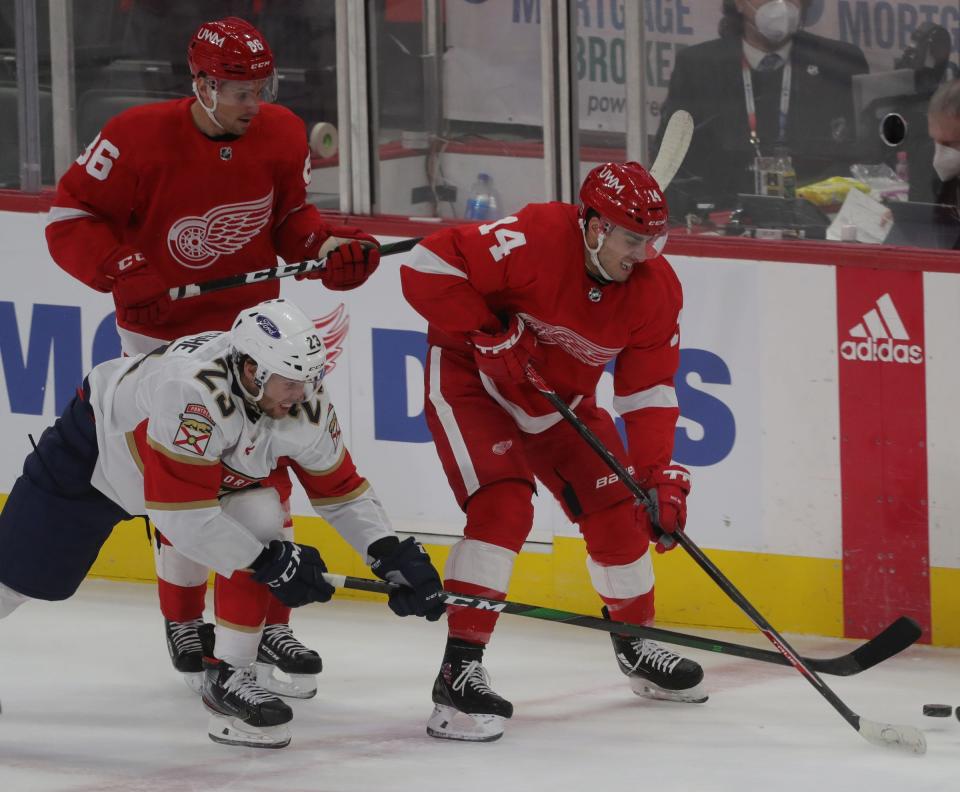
[840, 293, 922, 365]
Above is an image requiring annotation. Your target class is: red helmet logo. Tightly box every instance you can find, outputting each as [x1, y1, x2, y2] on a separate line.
[579, 161, 668, 234]
[187, 17, 274, 82]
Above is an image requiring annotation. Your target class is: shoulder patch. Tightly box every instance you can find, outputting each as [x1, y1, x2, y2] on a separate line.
[173, 404, 215, 456]
[326, 404, 342, 452]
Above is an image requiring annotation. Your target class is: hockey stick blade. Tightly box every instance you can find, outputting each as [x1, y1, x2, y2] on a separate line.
[522, 363, 926, 754]
[810, 616, 921, 676]
[858, 717, 927, 756]
[649, 110, 693, 189]
[169, 236, 422, 301]
[321, 574, 918, 678]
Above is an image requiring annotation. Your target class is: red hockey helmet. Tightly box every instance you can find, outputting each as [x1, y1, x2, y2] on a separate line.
[578, 161, 668, 235]
[187, 17, 276, 88]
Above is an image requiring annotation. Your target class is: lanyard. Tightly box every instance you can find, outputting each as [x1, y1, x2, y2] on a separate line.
[742, 55, 792, 154]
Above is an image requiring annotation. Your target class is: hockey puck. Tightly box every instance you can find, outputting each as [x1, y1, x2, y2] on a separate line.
[922, 704, 952, 717]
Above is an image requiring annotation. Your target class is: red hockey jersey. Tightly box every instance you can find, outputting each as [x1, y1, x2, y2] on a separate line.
[46, 98, 330, 341]
[399, 202, 683, 478]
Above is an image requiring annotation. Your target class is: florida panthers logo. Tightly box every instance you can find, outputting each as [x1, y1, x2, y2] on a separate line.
[166, 190, 274, 269]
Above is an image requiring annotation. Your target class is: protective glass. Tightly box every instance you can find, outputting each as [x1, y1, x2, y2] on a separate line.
[212, 73, 279, 106]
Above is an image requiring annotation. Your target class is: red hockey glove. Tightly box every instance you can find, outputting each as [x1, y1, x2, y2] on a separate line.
[643, 464, 691, 553]
[469, 315, 538, 385]
[101, 249, 172, 326]
[297, 226, 381, 290]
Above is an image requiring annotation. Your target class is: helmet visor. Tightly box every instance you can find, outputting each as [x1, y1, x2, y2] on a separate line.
[261, 371, 323, 405]
[212, 73, 279, 106]
[604, 223, 669, 261]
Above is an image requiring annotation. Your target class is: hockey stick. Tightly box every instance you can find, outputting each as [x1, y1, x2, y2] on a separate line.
[522, 364, 926, 755]
[649, 110, 693, 189]
[168, 237, 422, 301]
[322, 573, 919, 677]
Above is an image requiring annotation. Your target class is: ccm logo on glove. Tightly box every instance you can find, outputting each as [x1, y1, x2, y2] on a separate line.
[101, 248, 173, 326]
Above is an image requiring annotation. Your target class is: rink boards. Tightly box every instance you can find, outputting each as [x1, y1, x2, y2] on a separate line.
[0, 211, 956, 646]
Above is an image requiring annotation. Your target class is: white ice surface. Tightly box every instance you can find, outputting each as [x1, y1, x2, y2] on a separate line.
[0, 580, 957, 792]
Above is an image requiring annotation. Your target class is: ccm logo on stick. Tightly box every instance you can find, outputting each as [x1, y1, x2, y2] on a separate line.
[442, 594, 506, 611]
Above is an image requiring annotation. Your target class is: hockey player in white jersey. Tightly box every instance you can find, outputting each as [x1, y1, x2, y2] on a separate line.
[0, 298, 445, 748]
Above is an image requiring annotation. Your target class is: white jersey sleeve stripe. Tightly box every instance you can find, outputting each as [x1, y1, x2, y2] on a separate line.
[478, 371, 581, 434]
[612, 385, 678, 416]
[428, 346, 480, 496]
[45, 206, 95, 226]
[405, 245, 469, 279]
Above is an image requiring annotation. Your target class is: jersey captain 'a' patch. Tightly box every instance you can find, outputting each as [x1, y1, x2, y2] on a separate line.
[173, 403, 215, 456]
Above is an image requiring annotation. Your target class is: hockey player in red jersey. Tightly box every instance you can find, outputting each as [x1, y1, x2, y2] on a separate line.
[44, 17, 381, 697]
[0, 298, 445, 748]
[400, 161, 706, 742]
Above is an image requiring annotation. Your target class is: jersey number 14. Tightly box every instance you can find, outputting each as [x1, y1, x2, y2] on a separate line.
[479, 216, 526, 262]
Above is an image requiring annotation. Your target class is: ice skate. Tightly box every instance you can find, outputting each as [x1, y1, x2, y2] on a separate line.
[255, 623, 321, 699]
[202, 657, 293, 748]
[426, 640, 513, 742]
[604, 608, 707, 703]
[164, 618, 215, 694]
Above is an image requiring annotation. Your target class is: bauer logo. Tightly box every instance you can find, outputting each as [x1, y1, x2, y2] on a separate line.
[840, 293, 922, 365]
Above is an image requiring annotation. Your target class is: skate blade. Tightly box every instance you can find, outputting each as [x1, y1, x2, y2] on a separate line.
[182, 672, 203, 695]
[206, 714, 291, 749]
[425, 704, 505, 742]
[629, 678, 708, 704]
[255, 662, 317, 700]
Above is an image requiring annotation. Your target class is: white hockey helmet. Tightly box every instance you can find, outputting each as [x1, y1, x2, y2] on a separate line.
[230, 298, 326, 401]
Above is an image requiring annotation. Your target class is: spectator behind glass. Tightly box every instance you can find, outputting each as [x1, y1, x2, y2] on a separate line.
[915, 79, 960, 208]
[657, 0, 868, 216]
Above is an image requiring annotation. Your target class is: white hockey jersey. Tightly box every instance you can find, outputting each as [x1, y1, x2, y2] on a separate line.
[86, 330, 394, 577]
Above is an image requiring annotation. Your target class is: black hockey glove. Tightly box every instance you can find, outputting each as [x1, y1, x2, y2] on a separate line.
[250, 540, 335, 607]
[370, 537, 446, 621]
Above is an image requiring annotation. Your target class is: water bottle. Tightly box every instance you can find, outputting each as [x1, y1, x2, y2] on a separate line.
[464, 173, 499, 220]
[776, 155, 796, 199]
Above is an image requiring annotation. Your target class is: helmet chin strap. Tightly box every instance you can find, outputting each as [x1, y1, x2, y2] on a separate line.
[193, 80, 225, 132]
[579, 219, 615, 282]
[231, 353, 265, 407]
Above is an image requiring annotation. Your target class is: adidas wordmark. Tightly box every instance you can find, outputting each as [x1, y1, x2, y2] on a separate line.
[839, 293, 922, 365]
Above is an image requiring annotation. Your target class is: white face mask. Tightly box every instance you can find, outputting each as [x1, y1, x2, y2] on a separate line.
[933, 142, 960, 182]
[754, 0, 801, 46]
